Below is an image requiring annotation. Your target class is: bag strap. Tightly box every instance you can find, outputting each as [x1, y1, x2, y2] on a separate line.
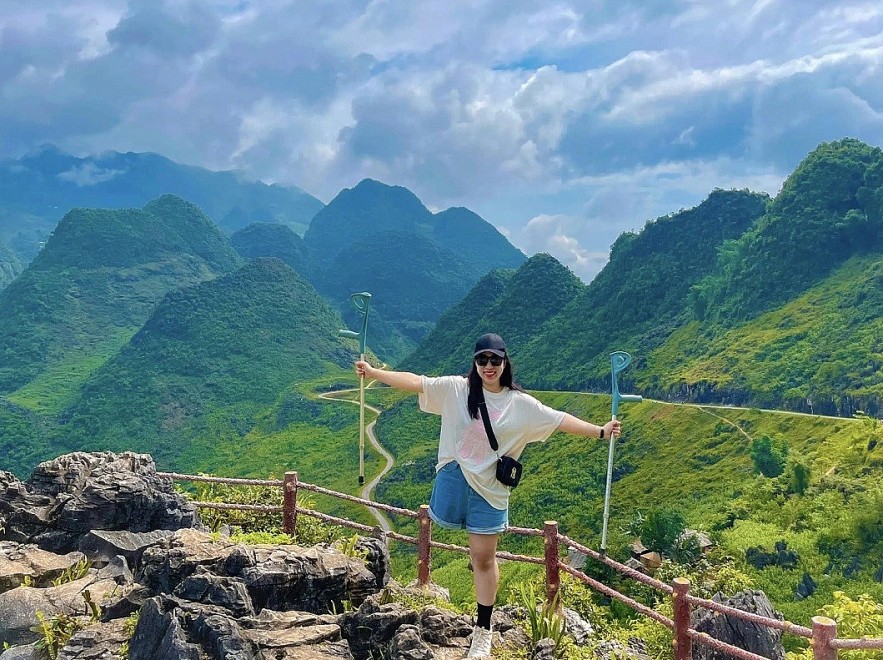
[476, 388, 500, 452]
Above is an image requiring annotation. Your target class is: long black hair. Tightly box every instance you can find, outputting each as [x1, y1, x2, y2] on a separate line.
[466, 355, 524, 419]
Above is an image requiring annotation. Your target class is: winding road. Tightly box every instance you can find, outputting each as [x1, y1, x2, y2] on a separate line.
[318, 385, 395, 532]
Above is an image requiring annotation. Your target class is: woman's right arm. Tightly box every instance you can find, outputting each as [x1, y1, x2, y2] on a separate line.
[355, 360, 424, 393]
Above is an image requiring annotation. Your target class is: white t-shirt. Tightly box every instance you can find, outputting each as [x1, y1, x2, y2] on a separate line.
[419, 375, 565, 510]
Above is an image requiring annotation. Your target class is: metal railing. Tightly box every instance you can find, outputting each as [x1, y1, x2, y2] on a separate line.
[157, 470, 883, 660]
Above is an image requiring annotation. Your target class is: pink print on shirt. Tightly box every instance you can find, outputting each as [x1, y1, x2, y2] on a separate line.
[458, 409, 501, 467]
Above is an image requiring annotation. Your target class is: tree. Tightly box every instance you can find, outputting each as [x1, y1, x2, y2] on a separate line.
[641, 508, 686, 556]
[750, 434, 788, 477]
[787, 458, 811, 495]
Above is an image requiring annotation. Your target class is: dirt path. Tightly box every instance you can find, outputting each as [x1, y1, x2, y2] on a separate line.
[318, 385, 394, 532]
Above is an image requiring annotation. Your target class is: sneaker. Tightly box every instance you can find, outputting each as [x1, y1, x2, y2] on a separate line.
[466, 625, 493, 658]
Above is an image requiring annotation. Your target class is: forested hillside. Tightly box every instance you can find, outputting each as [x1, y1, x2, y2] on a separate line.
[0, 242, 21, 290]
[303, 178, 526, 361]
[403, 140, 881, 418]
[0, 195, 242, 401]
[55, 258, 355, 468]
[231, 222, 313, 278]
[401, 253, 584, 375]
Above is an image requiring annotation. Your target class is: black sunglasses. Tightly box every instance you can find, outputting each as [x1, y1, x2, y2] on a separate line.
[475, 354, 504, 367]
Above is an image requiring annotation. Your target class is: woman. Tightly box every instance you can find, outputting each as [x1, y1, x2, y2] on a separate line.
[355, 333, 621, 659]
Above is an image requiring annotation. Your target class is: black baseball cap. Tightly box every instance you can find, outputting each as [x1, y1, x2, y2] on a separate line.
[473, 333, 507, 357]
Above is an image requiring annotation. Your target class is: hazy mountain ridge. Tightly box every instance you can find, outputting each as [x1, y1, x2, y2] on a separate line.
[0, 243, 21, 290]
[0, 145, 324, 262]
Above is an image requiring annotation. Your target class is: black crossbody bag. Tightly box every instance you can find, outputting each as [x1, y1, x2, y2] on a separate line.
[478, 391, 523, 488]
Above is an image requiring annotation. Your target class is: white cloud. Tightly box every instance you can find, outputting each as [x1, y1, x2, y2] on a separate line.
[57, 162, 125, 186]
[1, 0, 882, 281]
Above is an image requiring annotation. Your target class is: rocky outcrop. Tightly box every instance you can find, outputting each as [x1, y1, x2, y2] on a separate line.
[1, 452, 581, 659]
[0, 452, 200, 553]
[0, 451, 631, 659]
[745, 541, 798, 570]
[692, 590, 786, 660]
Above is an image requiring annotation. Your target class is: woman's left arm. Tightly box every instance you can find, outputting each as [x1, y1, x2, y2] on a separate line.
[557, 413, 621, 439]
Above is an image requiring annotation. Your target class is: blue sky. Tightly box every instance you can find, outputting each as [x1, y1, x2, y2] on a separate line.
[2, 1, 882, 281]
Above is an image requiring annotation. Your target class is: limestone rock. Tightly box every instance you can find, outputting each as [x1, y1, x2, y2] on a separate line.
[0, 453, 199, 553]
[0, 542, 86, 591]
[56, 618, 130, 660]
[692, 590, 785, 660]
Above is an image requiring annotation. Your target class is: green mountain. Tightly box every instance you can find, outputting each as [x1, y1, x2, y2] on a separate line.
[319, 230, 485, 347]
[0, 195, 242, 404]
[56, 258, 355, 468]
[400, 253, 584, 375]
[400, 140, 881, 416]
[0, 242, 21, 290]
[406, 189, 765, 388]
[231, 223, 312, 278]
[637, 139, 883, 415]
[690, 139, 883, 324]
[302, 178, 525, 362]
[0, 145, 324, 261]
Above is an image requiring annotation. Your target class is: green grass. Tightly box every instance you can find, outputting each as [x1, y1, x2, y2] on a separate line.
[6, 328, 136, 414]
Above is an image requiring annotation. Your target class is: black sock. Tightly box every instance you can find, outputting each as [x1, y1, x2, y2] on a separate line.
[476, 603, 493, 630]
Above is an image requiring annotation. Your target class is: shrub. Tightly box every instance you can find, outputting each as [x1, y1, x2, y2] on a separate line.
[751, 434, 788, 477]
[188, 477, 343, 546]
[641, 509, 687, 556]
[787, 591, 883, 660]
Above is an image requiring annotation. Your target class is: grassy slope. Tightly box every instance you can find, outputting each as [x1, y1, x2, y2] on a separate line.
[645, 254, 883, 410]
[364, 385, 882, 625]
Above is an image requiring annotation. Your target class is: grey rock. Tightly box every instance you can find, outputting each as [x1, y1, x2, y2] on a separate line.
[79, 529, 174, 568]
[339, 595, 418, 660]
[0, 574, 120, 646]
[139, 530, 378, 615]
[389, 624, 434, 659]
[594, 638, 650, 660]
[1, 453, 199, 554]
[56, 618, 129, 660]
[534, 638, 556, 660]
[692, 590, 785, 660]
[0, 541, 86, 591]
[416, 605, 473, 645]
[128, 597, 200, 660]
[95, 555, 133, 585]
[0, 644, 38, 660]
[795, 572, 817, 600]
[138, 528, 238, 593]
[191, 612, 257, 660]
[564, 606, 594, 645]
[174, 566, 255, 617]
[240, 543, 376, 613]
[356, 536, 390, 589]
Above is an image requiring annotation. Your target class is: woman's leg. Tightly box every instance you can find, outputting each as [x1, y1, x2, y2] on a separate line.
[469, 532, 500, 607]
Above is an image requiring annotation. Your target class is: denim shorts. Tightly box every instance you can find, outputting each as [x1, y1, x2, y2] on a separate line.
[428, 461, 508, 534]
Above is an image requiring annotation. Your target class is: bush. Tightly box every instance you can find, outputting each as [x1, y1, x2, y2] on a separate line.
[751, 434, 789, 477]
[188, 477, 343, 546]
[641, 509, 687, 556]
[787, 591, 883, 660]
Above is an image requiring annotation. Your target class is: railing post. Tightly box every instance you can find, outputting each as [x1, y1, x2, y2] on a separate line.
[283, 471, 298, 537]
[672, 577, 692, 660]
[812, 616, 838, 660]
[417, 505, 431, 587]
[544, 521, 560, 610]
